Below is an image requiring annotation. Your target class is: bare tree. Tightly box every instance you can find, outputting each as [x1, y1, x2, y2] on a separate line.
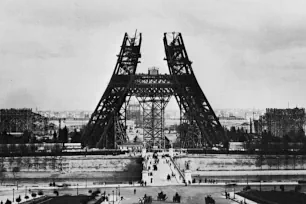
[34, 156, 40, 170]
[12, 167, 20, 187]
[0, 169, 6, 185]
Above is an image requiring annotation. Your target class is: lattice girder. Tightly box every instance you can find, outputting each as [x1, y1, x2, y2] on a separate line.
[82, 32, 224, 149]
[164, 32, 224, 147]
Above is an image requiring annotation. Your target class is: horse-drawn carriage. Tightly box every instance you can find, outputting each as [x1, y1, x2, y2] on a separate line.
[157, 191, 167, 201]
[205, 195, 215, 204]
[139, 195, 152, 204]
[172, 193, 181, 203]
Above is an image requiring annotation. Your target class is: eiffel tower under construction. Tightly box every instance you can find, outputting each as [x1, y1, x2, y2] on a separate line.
[81, 32, 225, 149]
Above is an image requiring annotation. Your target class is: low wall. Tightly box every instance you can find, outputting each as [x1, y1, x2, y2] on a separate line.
[0, 155, 142, 184]
[174, 154, 306, 182]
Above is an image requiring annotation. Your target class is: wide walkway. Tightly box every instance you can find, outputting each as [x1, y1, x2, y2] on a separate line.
[146, 156, 183, 186]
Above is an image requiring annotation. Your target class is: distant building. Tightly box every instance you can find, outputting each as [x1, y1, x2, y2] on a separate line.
[117, 141, 143, 151]
[0, 108, 47, 134]
[127, 103, 142, 127]
[258, 108, 305, 137]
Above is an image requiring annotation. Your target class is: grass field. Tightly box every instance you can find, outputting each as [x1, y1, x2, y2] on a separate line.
[238, 189, 306, 204]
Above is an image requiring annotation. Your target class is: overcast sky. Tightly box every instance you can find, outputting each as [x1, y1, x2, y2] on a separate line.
[1, 0, 306, 111]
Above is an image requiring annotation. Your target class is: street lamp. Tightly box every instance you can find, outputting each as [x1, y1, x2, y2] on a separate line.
[77, 184, 78, 195]
[233, 186, 235, 199]
[247, 174, 248, 185]
[118, 185, 120, 197]
[112, 190, 114, 204]
[86, 176, 87, 188]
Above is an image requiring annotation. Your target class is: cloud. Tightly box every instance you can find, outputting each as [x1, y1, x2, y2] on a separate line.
[3, 88, 37, 109]
[1, 0, 306, 110]
[0, 41, 76, 59]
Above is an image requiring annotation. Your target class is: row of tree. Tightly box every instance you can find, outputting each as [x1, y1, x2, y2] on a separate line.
[0, 126, 69, 144]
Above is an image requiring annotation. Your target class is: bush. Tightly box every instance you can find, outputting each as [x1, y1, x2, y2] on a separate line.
[88, 190, 92, 193]
[5, 199, 12, 204]
[31, 193, 37, 198]
[243, 185, 251, 191]
[53, 190, 59, 196]
[12, 167, 20, 173]
[38, 191, 44, 196]
[16, 196, 21, 203]
[24, 195, 29, 199]
[295, 185, 302, 192]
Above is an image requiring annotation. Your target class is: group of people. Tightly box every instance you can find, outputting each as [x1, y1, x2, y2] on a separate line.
[191, 178, 218, 184]
[166, 172, 176, 181]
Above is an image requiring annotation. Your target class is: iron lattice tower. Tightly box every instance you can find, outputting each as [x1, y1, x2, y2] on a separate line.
[163, 32, 225, 147]
[82, 32, 225, 149]
[138, 67, 170, 148]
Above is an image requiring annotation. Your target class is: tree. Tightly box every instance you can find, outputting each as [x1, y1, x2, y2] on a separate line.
[296, 128, 305, 143]
[71, 129, 81, 143]
[283, 134, 290, 151]
[222, 140, 229, 151]
[16, 196, 21, 203]
[8, 144, 17, 154]
[295, 185, 302, 192]
[0, 169, 6, 185]
[59, 126, 68, 143]
[53, 132, 57, 142]
[1, 145, 9, 154]
[31, 193, 37, 198]
[29, 143, 36, 154]
[238, 134, 247, 142]
[261, 130, 269, 153]
[53, 190, 59, 196]
[54, 144, 62, 155]
[12, 167, 20, 186]
[5, 199, 12, 204]
[1, 131, 9, 144]
[19, 144, 28, 155]
[38, 190, 43, 196]
[22, 131, 30, 144]
[229, 126, 236, 132]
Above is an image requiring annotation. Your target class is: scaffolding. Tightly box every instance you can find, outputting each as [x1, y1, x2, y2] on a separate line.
[259, 108, 305, 137]
[0, 108, 48, 134]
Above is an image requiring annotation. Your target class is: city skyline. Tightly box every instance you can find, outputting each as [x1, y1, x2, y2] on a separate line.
[1, 0, 306, 111]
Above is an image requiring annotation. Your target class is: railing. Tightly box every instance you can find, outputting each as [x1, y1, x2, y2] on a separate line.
[169, 157, 185, 183]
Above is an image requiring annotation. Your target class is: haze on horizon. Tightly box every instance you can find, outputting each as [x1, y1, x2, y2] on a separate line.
[1, 0, 306, 111]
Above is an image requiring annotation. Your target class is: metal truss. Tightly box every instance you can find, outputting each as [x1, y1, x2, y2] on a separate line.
[81, 32, 142, 148]
[138, 97, 170, 149]
[82, 32, 224, 149]
[163, 32, 225, 147]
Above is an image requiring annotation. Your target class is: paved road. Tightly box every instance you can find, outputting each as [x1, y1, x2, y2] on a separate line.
[0, 186, 235, 204]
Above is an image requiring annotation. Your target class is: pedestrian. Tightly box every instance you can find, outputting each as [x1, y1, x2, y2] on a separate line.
[134, 189, 136, 195]
[145, 181, 147, 186]
[151, 178, 153, 183]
